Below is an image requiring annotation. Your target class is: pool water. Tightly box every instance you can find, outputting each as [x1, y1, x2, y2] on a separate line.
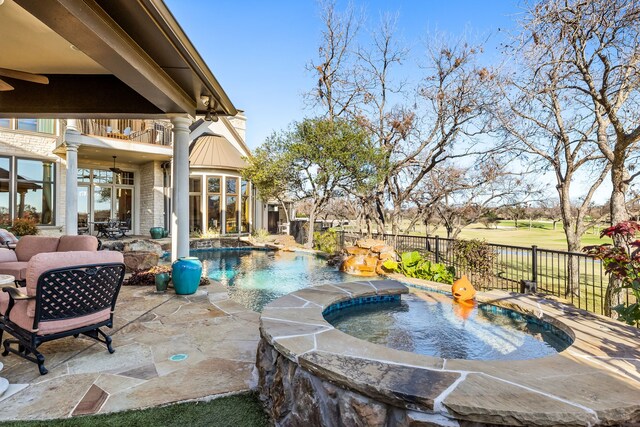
[325, 291, 571, 360]
[196, 249, 371, 312]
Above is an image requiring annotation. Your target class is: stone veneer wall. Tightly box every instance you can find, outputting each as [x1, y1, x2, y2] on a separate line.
[257, 339, 439, 426]
[189, 237, 253, 249]
[139, 161, 165, 233]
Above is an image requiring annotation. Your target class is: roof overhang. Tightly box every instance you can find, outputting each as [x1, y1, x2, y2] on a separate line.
[0, 0, 237, 119]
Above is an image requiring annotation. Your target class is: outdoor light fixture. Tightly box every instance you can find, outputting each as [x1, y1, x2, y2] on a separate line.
[203, 97, 219, 122]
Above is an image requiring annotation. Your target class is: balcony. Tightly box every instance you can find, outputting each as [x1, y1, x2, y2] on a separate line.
[77, 119, 172, 146]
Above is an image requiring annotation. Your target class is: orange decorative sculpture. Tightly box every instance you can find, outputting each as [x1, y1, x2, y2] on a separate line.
[451, 275, 476, 302]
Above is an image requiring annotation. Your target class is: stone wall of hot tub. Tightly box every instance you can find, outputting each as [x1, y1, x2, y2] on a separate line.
[256, 280, 640, 427]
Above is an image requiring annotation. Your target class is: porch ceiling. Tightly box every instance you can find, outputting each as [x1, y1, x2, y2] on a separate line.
[54, 137, 171, 165]
[0, 0, 237, 119]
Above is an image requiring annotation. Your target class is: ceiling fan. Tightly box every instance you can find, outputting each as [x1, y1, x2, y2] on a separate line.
[0, 68, 49, 91]
[110, 156, 124, 175]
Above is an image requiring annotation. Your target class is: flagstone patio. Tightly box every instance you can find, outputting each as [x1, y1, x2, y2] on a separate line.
[0, 281, 260, 421]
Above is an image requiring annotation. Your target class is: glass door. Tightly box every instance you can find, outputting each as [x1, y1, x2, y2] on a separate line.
[93, 186, 112, 223]
[78, 186, 90, 232]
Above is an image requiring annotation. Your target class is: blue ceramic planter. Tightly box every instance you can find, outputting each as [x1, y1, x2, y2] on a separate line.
[150, 227, 166, 239]
[172, 257, 202, 295]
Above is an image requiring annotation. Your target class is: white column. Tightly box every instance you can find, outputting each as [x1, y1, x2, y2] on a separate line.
[64, 119, 81, 236]
[171, 116, 192, 261]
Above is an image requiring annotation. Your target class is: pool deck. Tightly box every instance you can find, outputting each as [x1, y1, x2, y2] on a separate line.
[257, 278, 640, 426]
[0, 280, 260, 421]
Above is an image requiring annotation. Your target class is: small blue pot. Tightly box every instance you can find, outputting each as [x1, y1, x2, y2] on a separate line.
[172, 257, 202, 295]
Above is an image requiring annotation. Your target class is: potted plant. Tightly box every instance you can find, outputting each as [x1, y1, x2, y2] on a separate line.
[149, 265, 172, 292]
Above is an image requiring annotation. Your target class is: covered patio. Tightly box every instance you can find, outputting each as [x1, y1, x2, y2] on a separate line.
[0, 0, 237, 261]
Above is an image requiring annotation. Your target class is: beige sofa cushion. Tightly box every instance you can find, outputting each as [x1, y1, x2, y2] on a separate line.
[15, 236, 60, 262]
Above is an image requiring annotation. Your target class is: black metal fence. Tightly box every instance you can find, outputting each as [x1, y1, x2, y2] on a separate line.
[337, 231, 631, 316]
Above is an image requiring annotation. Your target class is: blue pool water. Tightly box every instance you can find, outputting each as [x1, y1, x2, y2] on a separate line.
[195, 249, 370, 312]
[325, 291, 572, 360]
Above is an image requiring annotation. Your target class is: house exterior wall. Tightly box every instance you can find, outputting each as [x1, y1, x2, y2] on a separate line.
[139, 160, 166, 233]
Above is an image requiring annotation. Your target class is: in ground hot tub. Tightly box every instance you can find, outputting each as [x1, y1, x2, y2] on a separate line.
[257, 279, 640, 426]
[324, 290, 572, 361]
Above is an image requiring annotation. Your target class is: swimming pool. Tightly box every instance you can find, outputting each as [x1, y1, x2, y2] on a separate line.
[196, 249, 370, 312]
[325, 290, 572, 360]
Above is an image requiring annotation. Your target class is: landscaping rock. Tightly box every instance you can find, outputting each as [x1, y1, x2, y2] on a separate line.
[123, 251, 159, 272]
[123, 240, 164, 257]
[340, 239, 397, 277]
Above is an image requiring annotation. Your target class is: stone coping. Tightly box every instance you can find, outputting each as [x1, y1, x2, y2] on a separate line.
[259, 279, 640, 426]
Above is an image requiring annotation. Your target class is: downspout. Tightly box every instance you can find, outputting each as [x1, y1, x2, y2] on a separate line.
[161, 161, 171, 231]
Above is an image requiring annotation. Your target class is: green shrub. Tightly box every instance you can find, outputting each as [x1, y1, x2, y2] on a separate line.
[383, 251, 455, 284]
[314, 228, 338, 254]
[11, 217, 39, 236]
[451, 239, 496, 287]
[252, 228, 271, 243]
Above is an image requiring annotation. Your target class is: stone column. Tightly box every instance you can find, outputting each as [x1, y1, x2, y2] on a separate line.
[64, 119, 81, 236]
[171, 116, 192, 261]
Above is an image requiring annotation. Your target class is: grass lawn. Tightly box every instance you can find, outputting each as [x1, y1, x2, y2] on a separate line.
[404, 221, 611, 251]
[0, 393, 269, 427]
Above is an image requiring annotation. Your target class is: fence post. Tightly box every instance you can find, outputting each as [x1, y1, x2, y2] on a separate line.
[435, 236, 440, 263]
[339, 230, 345, 249]
[531, 245, 538, 283]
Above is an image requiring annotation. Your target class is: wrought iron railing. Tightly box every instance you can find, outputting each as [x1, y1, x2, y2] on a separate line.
[337, 231, 632, 316]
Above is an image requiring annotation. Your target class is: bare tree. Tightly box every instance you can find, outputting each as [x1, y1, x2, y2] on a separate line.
[380, 36, 498, 235]
[307, 0, 362, 120]
[521, 0, 640, 308]
[523, 0, 640, 227]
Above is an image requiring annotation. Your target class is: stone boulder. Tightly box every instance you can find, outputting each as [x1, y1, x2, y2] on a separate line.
[340, 239, 397, 277]
[123, 251, 159, 273]
[123, 239, 164, 257]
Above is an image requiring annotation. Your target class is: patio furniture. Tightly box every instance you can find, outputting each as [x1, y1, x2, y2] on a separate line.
[0, 230, 18, 250]
[0, 235, 99, 285]
[93, 219, 123, 239]
[0, 250, 125, 375]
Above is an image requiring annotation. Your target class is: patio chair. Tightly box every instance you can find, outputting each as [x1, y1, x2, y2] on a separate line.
[0, 250, 125, 375]
[0, 229, 18, 250]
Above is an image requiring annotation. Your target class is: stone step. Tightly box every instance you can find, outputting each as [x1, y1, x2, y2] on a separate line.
[0, 377, 8, 398]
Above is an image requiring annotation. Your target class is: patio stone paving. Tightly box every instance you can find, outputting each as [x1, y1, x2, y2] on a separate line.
[0, 281, 260, 421]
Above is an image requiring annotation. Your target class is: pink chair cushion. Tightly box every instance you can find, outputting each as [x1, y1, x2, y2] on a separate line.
[0, 298, 33, 330]
[15, 236, 60, 262]
[0, 262, 28, 281]
[57, 235, 99, 252]
[25, 251, 124, 317]
[0, 248, 18, 263]
[0, 229, 18, 245]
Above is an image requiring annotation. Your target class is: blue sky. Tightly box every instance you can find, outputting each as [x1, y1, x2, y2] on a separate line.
[166, 0, 522, 149]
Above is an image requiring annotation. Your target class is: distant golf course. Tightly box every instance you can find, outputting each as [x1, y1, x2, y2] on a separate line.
[403, 220, 612, 251]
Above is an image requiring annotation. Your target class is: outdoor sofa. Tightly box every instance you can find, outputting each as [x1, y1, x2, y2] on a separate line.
[0, 250, 125, 374]
[0, 235, 99, 284]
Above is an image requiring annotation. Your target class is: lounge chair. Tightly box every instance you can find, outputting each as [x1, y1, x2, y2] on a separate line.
[0, 235, 99, 285]
[0, 251, 125, 374]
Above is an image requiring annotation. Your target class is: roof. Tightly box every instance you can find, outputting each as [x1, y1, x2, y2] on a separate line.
[189, 133, 248, 171]
[0, 0, 236, 118]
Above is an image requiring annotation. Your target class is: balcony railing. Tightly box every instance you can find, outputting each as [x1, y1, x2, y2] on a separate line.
[77, 119, 172, 145]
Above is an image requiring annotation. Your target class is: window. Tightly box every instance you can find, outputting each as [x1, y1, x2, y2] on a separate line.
[0, 119, 11, 129]
[117, 171, 134, 185]
[241, 179, 250, 233]
[207, 176, 221, 231]
[189, 177, 202, 232]
[0, 157, 10, 228]
[16, 159, 55, 225]
[16, 119, 54, 134]
[226, 177, 239, 233]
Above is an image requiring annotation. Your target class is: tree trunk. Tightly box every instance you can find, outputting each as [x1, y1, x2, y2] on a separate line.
[306, 208, 316, 248]
[605, 165, 630, 316]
